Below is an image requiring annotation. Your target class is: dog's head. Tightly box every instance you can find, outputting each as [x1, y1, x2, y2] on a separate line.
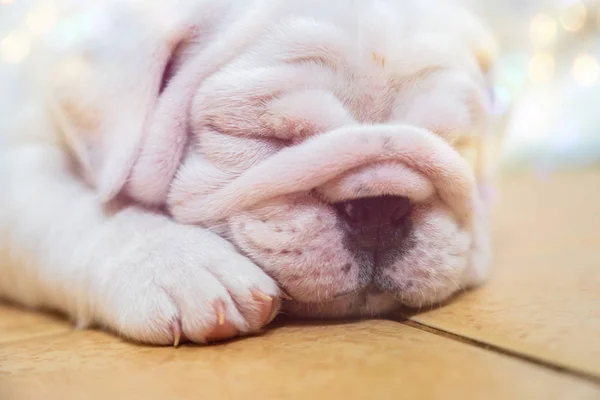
[48, 0, 497, 317]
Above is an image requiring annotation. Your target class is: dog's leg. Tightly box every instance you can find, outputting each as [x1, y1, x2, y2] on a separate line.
[0, 143, 281, 345]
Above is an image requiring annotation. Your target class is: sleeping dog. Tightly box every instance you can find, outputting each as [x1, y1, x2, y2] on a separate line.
[0, 0, 497, 345]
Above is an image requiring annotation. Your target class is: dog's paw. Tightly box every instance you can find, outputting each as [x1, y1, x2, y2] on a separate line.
[89, 223, 282, 345]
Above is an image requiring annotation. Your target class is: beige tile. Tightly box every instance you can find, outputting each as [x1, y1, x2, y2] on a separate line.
[0, 304, 70, 344]
[409, 170, 600, 378]
[0, 319, 598, 400]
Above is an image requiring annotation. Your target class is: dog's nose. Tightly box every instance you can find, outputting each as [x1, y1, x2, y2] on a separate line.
[334, 196, 412, 251]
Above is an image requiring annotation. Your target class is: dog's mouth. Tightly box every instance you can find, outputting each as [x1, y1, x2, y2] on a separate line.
[332, 285, 381, 299]
[332, 284, 386, 301]
[280, 282, 404, 318]
[282, 284, 385, 305]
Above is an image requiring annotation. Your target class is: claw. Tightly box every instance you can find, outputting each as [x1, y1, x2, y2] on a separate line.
[172, 321, 182, 348]
[280, 290, 293, 300]
[253, 290, 273, 302]
[213, 300, 227, 326]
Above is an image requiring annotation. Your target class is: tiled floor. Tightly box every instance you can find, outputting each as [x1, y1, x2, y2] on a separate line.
[1, 170, 599, 399]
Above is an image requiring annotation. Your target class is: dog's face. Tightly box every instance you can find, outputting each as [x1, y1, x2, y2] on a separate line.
[50, 0, 496, 318]
[163, 1, 494, 317]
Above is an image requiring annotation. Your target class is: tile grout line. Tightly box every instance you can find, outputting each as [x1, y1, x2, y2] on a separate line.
[400, 319, 600, 386]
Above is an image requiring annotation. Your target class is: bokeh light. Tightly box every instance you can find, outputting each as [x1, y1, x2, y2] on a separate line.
[530, 13, 558, 48]
[559, 1, 587, 32]
[26, 3, 57, 35]
[0, 31, 31, 63]
[573, 54, 599, 86]
[528, 53, 555, 84]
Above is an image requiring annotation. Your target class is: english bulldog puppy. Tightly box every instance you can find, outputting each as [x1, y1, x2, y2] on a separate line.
[0, 0, 497, 345]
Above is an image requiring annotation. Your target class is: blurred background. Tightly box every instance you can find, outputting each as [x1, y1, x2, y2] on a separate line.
[461, 0, 600, 176]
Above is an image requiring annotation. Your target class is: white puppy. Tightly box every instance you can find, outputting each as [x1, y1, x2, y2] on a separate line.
[0, 0, 497, 345]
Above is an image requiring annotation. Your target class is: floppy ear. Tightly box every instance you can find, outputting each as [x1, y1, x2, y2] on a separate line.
[47, 0, 281, 204]
[46, 1, 198, 201]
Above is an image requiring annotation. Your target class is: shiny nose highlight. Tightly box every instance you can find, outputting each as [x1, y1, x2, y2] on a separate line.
[334, 196, 412, 251]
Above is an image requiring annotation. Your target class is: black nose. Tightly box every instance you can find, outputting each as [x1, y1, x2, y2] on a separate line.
[335, 196, 412, 251]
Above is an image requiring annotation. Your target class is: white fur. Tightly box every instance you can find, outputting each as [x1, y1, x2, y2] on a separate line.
[0, 0, 497, 344]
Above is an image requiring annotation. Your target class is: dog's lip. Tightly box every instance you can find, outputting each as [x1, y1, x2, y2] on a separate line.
[288, 284, 386, 304]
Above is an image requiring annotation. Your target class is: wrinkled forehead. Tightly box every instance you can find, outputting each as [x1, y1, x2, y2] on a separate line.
[165, 0, 491, 87]
[248, 0, 489, 76]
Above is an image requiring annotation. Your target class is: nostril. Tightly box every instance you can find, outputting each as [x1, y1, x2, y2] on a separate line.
[334, 196, 412, 228]
[390, 197, 411, 227]
[335, 202, 368, 226]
